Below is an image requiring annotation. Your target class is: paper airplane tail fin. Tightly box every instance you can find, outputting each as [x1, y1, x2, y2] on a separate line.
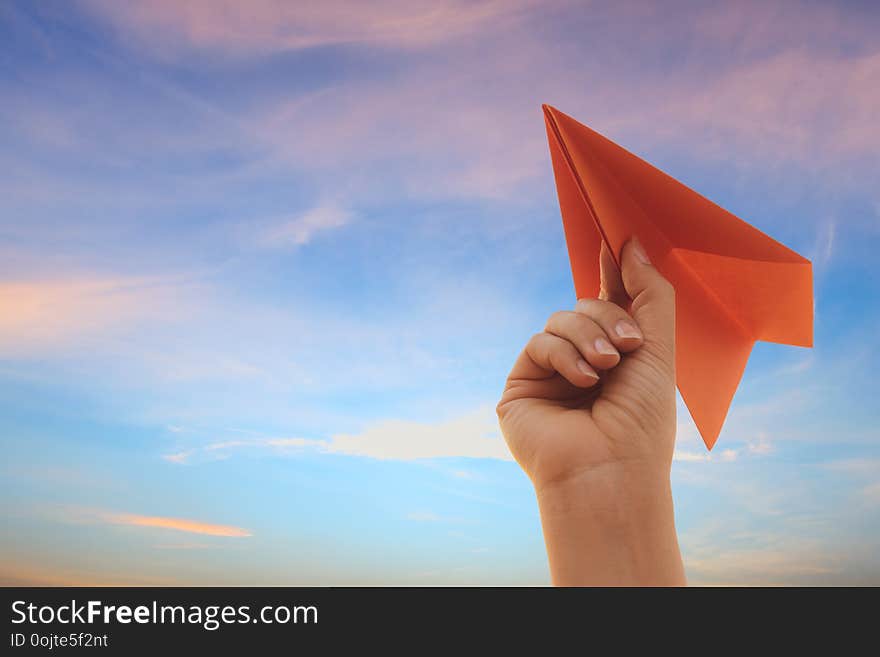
[663, 248, 813, 449]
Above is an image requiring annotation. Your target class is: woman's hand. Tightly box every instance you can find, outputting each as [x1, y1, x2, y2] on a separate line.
[496, 238, 685, 585]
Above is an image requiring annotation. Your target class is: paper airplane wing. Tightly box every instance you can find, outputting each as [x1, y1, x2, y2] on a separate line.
[543, 104, 813, 449]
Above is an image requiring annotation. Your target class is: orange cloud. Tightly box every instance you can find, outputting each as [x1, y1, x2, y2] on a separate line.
[0, 276, 193, 356]
[103, 512, 252, 537]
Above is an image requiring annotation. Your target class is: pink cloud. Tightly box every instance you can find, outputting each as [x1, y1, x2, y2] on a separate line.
[82, 0, 543, 54]
[659, 50, 880, 164]
[0, 276, 198, 356]
[26, 1, 875, 210]
[225, 3, 879, 204]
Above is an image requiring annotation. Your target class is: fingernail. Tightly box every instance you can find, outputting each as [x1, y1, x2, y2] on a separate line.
[615, 319, 643, 340]
[632, 238, 651, 265]
[576, 359, 599, 379]
[594, 336, 618, 356]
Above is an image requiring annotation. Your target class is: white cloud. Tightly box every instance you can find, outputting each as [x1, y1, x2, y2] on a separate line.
[254, 204, 351, 248]
[719, 449, 739, 462]
[162, 451, 192, 464]
[163, 406, 512, 463]
[673, 450, 711, 462]
[326, 406, 511, 461]
[747, 433, 774, 456]
[674, 448, 738, 463]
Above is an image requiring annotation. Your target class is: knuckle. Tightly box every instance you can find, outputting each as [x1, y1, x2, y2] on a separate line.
[574, 297, 600, 314]
[578, 296, 626, 326]
[595, 298, 626, 319]
[526, 332, 545, 352]
[544, 310, 568, 330]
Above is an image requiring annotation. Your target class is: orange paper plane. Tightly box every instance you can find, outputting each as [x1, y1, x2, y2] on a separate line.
[543, 104, 813, 450]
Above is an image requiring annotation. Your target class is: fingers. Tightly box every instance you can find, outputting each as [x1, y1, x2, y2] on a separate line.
[546, 310, 623, 371]
[514, 332, 600, 389]
[572, 298, 643, 354]
[506, 237, 672, 392]
[619, 238, 675, 355]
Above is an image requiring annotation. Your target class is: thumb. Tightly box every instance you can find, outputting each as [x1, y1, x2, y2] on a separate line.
[620, 238, 675, 358]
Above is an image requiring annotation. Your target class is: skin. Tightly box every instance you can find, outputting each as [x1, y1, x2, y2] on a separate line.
[496, 238, 686, 586]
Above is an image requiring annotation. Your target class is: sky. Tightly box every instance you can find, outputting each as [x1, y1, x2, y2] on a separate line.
[1, 0, 878, 586]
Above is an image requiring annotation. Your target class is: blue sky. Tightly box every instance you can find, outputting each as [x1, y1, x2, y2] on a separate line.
[1, 0, 879, 585]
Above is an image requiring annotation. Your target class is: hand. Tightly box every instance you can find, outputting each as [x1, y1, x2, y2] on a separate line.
[497, 238, 685, 585]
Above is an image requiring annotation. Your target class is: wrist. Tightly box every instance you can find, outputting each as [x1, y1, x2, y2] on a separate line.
[534, 462, 685, 586]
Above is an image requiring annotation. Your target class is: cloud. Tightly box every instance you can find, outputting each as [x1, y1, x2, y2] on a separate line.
[326, 406, 511, 461]
[719, 449, 739, 462]
[747, 433, 774, 456]
[15, 0, 876, 223]
[162, 451, 193, 464]
[674, 448, 737, 463]
[0, 276, 196, 356]
[165, 436, 325, 464]
[100, 511, 252, 537]
[674, 450, 711, 463]
[680, 513, 880, 586]
[252, 204, 351, 248]
[658, 48, 880, 166]
[164, 406, 512, 463]
[242, 10, 878, 206]
[686, 545, 838, 585]
[0, 558, 176, 586]
[82, 0, 542, 55]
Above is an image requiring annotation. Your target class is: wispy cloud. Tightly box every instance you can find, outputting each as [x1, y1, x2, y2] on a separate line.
[14, 0, 877, 221]
[250, 204, 351, 248]
[674, 450, 712, 463]
[82, 0, 543, 55]
[687, 545, 838, 585]
[0, 276, 197, 356]
[4, 0, 879, 587]
[652, 49, 880, 166]
[747, 433, 774, 456]
[162, 451, 194, 464]
[100, 511, 252, 537]
[164, 406, 512, 463]
[674, 448, 738, 463]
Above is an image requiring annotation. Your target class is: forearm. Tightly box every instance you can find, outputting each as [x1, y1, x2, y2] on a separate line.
[535, 465, 686, 586]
